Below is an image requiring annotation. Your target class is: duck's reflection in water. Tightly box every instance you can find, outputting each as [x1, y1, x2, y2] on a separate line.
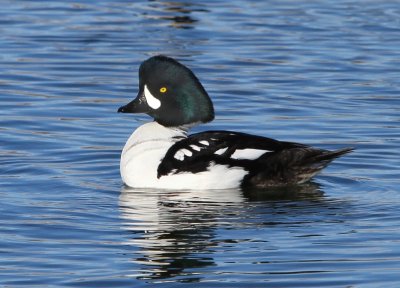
[119, 184, 324, 281]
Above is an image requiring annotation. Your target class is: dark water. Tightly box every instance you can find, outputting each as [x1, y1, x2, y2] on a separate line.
[1, 0, 400, 287]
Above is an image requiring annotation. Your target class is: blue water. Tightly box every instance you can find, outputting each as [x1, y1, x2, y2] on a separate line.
[1, 1, 400, 287]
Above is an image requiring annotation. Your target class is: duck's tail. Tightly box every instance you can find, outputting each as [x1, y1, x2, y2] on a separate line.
[244, 147, 354, 188]
[309, 147, 354, 170]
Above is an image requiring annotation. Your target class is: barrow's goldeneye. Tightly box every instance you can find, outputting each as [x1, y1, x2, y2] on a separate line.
[118, 55, 352, 189]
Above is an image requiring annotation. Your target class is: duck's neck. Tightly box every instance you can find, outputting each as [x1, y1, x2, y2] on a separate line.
[130, 121, 188, 144]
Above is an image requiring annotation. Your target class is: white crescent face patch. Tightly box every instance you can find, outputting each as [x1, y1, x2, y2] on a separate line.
[144, 84, 161, 110]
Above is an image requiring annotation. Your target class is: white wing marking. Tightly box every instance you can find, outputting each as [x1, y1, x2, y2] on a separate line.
[199, 140, 209, 146]
[189, 145, 201, 151]
[174, 148, 193, 161]
[174, 150, 185, 161]
[181, 148, 192, 157]
[230, 148, 269, 160]
[215, 147, 228, 155]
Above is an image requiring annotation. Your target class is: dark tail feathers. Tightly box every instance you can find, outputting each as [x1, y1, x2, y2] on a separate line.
[312, 147, 354, 165]
[245, 147, 354, 187]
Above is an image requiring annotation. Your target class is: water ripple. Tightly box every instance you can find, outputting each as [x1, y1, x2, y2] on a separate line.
[1, 0, 400, 286]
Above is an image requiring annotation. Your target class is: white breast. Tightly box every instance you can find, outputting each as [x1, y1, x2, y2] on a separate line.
[120, 122, 183, 188]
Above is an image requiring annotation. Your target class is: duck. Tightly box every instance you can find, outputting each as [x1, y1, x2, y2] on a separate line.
[118, 55, 352, 190]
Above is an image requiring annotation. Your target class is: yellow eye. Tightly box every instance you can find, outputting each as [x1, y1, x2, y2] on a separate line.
[160, 87, 167, 93]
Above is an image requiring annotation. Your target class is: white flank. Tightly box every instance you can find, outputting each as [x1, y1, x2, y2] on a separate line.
[230, 148, 269, 160]
[144, 84, 161, 109]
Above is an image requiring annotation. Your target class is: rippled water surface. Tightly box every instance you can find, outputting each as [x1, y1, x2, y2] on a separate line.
[1, 1, 400, 287]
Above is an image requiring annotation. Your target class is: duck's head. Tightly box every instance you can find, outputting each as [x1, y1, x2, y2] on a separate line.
[118, 55, 214, 127]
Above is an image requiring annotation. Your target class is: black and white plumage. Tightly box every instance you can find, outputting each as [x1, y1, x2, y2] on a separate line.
[158, 131, 352, 188]
[118, 55, 353, 189]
